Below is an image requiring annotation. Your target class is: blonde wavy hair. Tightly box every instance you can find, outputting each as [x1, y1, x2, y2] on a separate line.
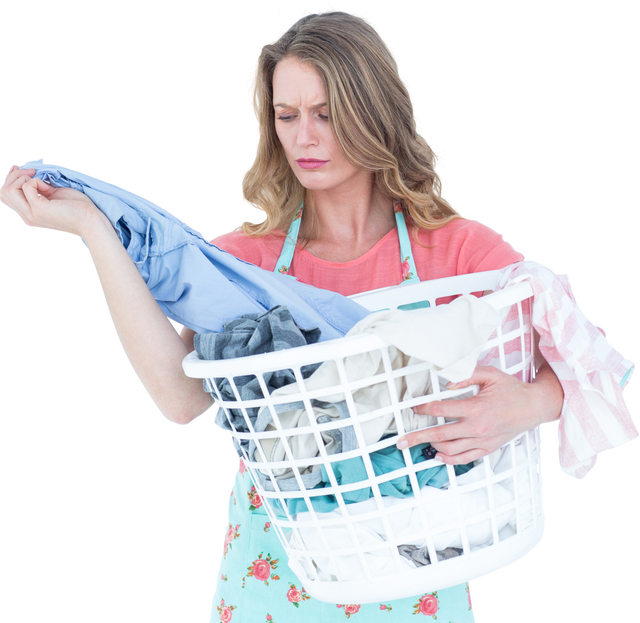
[242, 11, 459, 237]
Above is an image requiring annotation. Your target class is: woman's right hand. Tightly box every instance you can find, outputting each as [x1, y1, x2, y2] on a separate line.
[2, 164, 212, 423]
[1, 165, 108, 237]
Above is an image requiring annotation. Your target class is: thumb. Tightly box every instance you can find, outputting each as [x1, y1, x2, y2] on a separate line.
[31, 177, 57, 197]
[446, 366, 496, 391]
[447, 368, 486, 389]
[21, 178, 50, 207]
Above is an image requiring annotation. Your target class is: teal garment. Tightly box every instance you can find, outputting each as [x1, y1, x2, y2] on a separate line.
[320, 444, 472, 502]
[279, 444, 471, 515]
[212, 465, 476, 623]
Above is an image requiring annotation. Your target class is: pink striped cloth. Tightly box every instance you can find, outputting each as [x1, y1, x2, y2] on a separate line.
[495, 262, 636, 478]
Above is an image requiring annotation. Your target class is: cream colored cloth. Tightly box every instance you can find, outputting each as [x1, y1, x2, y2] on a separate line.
[255, 295, 500, 476]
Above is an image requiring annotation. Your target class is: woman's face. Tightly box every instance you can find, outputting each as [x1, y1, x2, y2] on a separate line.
[272, 57, 371, 194]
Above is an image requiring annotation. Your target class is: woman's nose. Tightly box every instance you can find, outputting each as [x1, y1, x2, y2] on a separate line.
[297, 115, 319, 147]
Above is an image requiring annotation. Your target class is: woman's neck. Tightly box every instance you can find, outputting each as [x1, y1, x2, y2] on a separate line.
[299, 182, 397, 262]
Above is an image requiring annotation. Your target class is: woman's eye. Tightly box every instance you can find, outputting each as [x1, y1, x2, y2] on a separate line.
[277, 115, 329, 121]
[319, 113, 329, 121]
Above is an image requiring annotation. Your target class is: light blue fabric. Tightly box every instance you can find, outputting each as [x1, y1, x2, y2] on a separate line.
[23, 161, 370, 339]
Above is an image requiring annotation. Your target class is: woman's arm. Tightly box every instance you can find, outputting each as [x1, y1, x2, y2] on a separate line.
[181, 327, 197, 351]
[526, 328, 565, 428]
[1, 167, 213, 424]
[84, 215, 213, 423]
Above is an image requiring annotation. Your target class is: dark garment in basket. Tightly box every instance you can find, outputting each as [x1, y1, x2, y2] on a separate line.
[194, 305, 323, 455]
[398, 544, 463, 567]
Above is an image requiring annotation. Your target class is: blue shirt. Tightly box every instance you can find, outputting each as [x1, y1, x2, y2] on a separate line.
[24, 161, 369, 339]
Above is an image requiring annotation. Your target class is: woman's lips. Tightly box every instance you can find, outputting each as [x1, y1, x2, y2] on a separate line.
[296, 159, 328, 169]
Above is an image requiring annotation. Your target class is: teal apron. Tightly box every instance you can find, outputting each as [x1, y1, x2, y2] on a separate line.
[210, 204, 475, 623]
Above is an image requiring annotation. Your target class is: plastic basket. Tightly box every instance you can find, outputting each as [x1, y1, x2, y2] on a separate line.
[183, 270, 544, 603]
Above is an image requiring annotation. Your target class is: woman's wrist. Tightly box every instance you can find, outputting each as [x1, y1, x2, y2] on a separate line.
[80, 209, 118, 246]
[530, 361, 564, 425]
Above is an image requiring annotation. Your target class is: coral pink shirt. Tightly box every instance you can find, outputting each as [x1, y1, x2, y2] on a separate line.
[212, 218, 523, 297]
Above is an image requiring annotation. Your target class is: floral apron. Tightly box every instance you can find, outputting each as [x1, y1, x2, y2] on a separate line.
[210, 205, 475, 623]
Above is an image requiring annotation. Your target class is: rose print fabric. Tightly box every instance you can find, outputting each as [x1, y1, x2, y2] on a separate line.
[210, 461, 475, 622]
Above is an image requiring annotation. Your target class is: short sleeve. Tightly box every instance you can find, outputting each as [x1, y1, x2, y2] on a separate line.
[412, 219, 524, 281]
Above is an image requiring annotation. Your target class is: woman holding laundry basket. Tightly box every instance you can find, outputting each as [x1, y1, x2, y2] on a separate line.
[6, 11, 632, 623]
[191, 13, 564, 621]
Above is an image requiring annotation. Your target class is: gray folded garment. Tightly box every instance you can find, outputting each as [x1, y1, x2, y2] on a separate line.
[194, 305, 322, 455]
[398, 544, 463, 567]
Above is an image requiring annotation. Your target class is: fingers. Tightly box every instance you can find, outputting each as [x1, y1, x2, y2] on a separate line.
[397, 421, 463, 450]
[413, 393, 482, 419]
[434, 447, 489, 465]
[2, 166, 37, 204]
[2, 173, 52, 226]
[2, 164, 18, 183]
[396, 421, 501, 464]
[412, 367, 507, 418]
[22, 178, 50, 208]
[3, 165, 35, 188]
[444, 378, 476, 391]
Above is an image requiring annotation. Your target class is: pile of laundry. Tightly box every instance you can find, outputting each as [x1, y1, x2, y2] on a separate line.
[288, 437, 534, 580]
[194, 296, 518, 576]
[244, 294, 497, 504]
[195, 294, 501, 514]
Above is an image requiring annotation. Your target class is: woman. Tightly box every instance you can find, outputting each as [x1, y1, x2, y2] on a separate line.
[0, 11, 616, 623]
[195, 14, 564, 621]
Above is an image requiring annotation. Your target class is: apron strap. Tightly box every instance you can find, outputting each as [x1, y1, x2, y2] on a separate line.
[274, 200, 420, 284]
[275, 203, 303, 277]
[394, 201, 419, 283]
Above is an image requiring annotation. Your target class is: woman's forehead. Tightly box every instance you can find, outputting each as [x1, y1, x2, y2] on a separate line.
[272, 58, 326, 108]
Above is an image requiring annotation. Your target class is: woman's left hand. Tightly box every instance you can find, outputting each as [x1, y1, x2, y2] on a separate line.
[396, 363, 564, 464]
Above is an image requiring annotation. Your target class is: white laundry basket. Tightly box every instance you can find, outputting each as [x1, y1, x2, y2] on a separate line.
[183, 270, 544, 604]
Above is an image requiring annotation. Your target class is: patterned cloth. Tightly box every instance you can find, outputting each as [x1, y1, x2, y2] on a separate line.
[212, 461, 475, 623]
[495, 262, 637, 478]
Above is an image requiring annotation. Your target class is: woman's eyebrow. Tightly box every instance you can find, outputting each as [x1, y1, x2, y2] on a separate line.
[273, 102, 327, 109]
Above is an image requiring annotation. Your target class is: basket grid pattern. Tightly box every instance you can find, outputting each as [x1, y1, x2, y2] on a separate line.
[186, 272, 545, 602]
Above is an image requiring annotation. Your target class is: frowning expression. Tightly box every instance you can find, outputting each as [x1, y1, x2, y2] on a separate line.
[272, 57, 371, 193]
